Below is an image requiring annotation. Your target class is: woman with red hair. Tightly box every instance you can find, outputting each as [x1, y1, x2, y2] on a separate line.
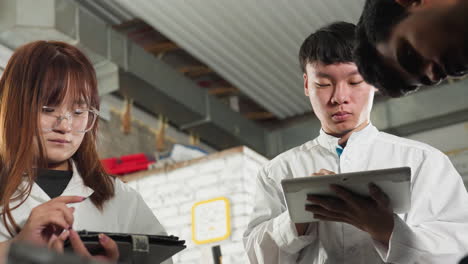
[0, 41, 169, 263]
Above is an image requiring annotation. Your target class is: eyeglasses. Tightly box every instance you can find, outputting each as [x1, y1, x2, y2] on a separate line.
[41, 106, 99, 133]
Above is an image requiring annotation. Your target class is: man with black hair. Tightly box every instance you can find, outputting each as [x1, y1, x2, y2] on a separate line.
[355, 0, 468, 97]
[243, 21, 468, 263]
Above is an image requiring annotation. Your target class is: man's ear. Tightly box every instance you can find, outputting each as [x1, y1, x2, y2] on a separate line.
[395, 0, 423, 8]
[304, 73, 309, 96]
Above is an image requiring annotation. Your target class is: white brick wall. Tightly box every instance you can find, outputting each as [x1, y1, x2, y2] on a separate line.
[125, 147, 268, 264]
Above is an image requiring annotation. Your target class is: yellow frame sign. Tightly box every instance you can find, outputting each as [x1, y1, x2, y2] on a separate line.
[191, 197, 231, 245]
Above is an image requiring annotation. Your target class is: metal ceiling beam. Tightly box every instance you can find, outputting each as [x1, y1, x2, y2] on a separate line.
[266, 79, 468, 157]
[114, 0, 366, 119]
[65, 0, 268, 152]
[372, 79, 468, 135]
[0, 0, 119, 96]
[2, 0, 466, 158]
[14, 0, 266, 153]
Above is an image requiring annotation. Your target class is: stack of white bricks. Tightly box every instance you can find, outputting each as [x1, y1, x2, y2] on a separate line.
[124, 146, 269, 264]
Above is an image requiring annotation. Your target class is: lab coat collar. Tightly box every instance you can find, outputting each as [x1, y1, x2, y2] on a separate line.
[29, 160, 95, 203]
[317, 123, 379, 154]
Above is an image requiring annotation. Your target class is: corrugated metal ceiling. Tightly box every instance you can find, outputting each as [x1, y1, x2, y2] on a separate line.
[113, 0, 366, 119]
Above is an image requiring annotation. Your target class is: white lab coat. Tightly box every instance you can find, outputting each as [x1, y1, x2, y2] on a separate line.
[0, 162, 172, 263]
[244, 124, 468, 264]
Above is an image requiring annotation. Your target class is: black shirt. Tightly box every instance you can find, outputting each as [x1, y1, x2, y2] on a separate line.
[35, 169, 73, 199]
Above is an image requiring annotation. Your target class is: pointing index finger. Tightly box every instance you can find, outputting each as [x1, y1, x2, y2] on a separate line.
[52, 196, 86, 205]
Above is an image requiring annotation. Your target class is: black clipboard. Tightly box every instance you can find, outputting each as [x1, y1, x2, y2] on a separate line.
[64, 230, 186, 264]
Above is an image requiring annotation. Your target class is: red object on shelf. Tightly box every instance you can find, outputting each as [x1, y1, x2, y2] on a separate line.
[101, 153, 155, 175]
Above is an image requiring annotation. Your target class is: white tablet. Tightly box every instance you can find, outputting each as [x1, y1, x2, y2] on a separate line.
[281, 167, 411, 223]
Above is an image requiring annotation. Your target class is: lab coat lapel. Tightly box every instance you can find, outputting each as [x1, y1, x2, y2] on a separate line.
[61, 161, 94, 198]
[28, 182, 51, 203]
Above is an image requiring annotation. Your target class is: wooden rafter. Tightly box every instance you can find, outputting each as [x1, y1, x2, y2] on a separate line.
[113, 18, 144, 30]
[178, 65, 213, 77]
[208, 87, 239, 96]
[144, 41, 180, 54]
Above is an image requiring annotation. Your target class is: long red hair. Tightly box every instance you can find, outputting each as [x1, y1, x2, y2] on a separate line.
[0, 41, 115, 236]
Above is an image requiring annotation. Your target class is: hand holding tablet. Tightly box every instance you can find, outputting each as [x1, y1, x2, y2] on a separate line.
[281, 167, 411, 224]
[64, 230, 186, 264]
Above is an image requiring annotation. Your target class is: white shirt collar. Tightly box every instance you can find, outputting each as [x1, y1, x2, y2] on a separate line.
[29, 160, 94, 203]
[316, 123, 379, 154]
